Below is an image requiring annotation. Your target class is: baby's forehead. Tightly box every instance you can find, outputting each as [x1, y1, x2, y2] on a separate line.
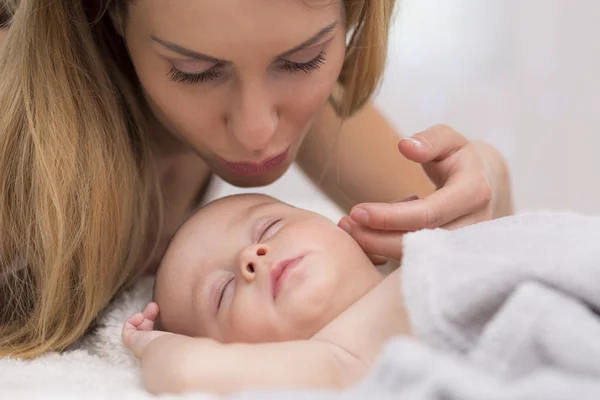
[157, 195, 280, 294]
[189, 194, 280, 229]
[168, 194, 282, 256]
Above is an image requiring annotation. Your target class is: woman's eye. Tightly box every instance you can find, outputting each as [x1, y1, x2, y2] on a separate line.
[279, 52, 326, 74]
[169, 52, 325, 84]
[168, 67, 223, 84]
[217, 277, 234, 310]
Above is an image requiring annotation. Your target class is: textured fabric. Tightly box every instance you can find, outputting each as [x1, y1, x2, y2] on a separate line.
[2, 213, 600, 399]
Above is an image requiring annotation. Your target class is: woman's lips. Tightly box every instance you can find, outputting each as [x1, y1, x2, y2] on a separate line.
[223, 147, 290, 177]
[271, 256, 304, 300]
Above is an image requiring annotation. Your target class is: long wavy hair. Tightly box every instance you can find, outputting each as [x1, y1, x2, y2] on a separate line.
[0, 0, 395, 358]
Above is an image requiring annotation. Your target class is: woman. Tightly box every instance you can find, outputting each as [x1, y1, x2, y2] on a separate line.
[0, 0, 512, 358]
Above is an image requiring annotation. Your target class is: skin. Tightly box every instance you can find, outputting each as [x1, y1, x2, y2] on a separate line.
[125, 0, 346, 187]
[118, 0, 512, 267]
[1, 1, 512, 268]
[123, 194, 412, 395]
[154, 194, 383, 342]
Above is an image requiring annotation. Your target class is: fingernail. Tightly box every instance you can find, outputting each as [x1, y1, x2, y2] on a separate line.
[350, 208, 369, 224]
[394, 195, 419, 203]
[338, 220, 351, 234]
[402, 137, 423, 149]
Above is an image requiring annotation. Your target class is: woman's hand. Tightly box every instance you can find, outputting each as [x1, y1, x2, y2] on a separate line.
[338, 124, 513, 261]
[122, 302, 172, 359]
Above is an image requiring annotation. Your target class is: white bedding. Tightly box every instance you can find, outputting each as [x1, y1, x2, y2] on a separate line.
[2, 213, 600, 399]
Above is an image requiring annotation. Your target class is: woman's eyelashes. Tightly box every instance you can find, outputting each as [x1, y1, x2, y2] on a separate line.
[168, 52, 327, 85]
[168, 66, 223, 84]
[279, 52, 326, 74]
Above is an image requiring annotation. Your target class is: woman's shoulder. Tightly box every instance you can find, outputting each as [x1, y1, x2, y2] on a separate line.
[301, 97, 393, 158]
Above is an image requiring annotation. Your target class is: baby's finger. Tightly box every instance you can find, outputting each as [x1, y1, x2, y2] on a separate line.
[123, 330, 151, 358]
[138, 317, 155, 332]
[143, 302, 160, 320]
[122, 318, 142, 350]
[125, 312, 145, 329]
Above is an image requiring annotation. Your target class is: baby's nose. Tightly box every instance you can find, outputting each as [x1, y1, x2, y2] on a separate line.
[238, 244, 269, 282]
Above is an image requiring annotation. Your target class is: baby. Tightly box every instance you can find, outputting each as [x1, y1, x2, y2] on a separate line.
[122, 194, 412, 395]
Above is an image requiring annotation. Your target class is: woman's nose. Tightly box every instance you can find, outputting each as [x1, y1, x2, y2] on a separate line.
[238, 244, 269, 283]
[227, 83, 278, 153]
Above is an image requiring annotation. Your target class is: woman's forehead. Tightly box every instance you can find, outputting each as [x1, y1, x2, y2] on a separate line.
[133, 0, 342, 48]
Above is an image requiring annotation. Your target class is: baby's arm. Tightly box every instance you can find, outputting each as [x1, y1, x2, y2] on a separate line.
[123, 303, 363, 395]
[143, 335, 360, 395]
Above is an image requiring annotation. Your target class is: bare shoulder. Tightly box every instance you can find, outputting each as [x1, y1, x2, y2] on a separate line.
[312, 269, 409, 365]
[303, 101, 402, 150]
[340, 103, 405, 141]
[297, 100, 404, 182]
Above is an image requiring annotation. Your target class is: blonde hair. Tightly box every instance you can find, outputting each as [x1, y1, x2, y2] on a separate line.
[0, 0, 395, 358]
[337, 0, 396, 117]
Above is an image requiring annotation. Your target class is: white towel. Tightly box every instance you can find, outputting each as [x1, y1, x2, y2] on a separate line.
[353, 212, 600, 400]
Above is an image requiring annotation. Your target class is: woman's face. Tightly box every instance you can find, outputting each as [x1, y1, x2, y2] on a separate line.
[123, 0, 346, 186]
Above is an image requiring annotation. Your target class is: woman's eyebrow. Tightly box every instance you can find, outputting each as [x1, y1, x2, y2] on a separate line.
[276, 21, 338, 59]
[150, 21, 338, 63]
[151, 36, 227, 64]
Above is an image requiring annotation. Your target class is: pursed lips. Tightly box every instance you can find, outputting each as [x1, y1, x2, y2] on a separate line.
[223, 147, 290, 176]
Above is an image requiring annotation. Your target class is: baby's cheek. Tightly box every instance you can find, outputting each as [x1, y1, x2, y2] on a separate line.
[279, 269, 337, 336]
[226, 299, 280, 343]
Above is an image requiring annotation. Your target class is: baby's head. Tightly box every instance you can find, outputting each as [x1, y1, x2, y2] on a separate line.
[154, 194, 382, 343]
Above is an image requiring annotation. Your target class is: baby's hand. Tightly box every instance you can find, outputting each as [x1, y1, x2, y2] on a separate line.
[122, 302, 171, 359]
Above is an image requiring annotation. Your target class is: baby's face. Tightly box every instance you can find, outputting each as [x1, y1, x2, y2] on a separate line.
[155, 194, 381, 343]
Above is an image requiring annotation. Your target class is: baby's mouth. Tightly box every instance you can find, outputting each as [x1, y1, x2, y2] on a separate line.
[270, 255, 304, 300]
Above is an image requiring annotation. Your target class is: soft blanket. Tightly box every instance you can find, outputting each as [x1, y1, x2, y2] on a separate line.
[2, 212, 600, 399]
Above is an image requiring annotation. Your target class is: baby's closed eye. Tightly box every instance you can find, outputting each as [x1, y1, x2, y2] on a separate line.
[218, 276, 235, 310]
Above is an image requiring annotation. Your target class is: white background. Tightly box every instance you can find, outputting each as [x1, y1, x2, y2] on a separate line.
[210, 0, 600, 221]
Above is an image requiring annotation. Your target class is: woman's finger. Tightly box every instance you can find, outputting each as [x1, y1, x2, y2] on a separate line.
[344, 219, 405, 260]
[368, 254, 388, 265]
[339, 218, 393, 264]
[398, 124, 470, 164]
[441, 208, 492, 231]
[352, 170, 491, 231]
